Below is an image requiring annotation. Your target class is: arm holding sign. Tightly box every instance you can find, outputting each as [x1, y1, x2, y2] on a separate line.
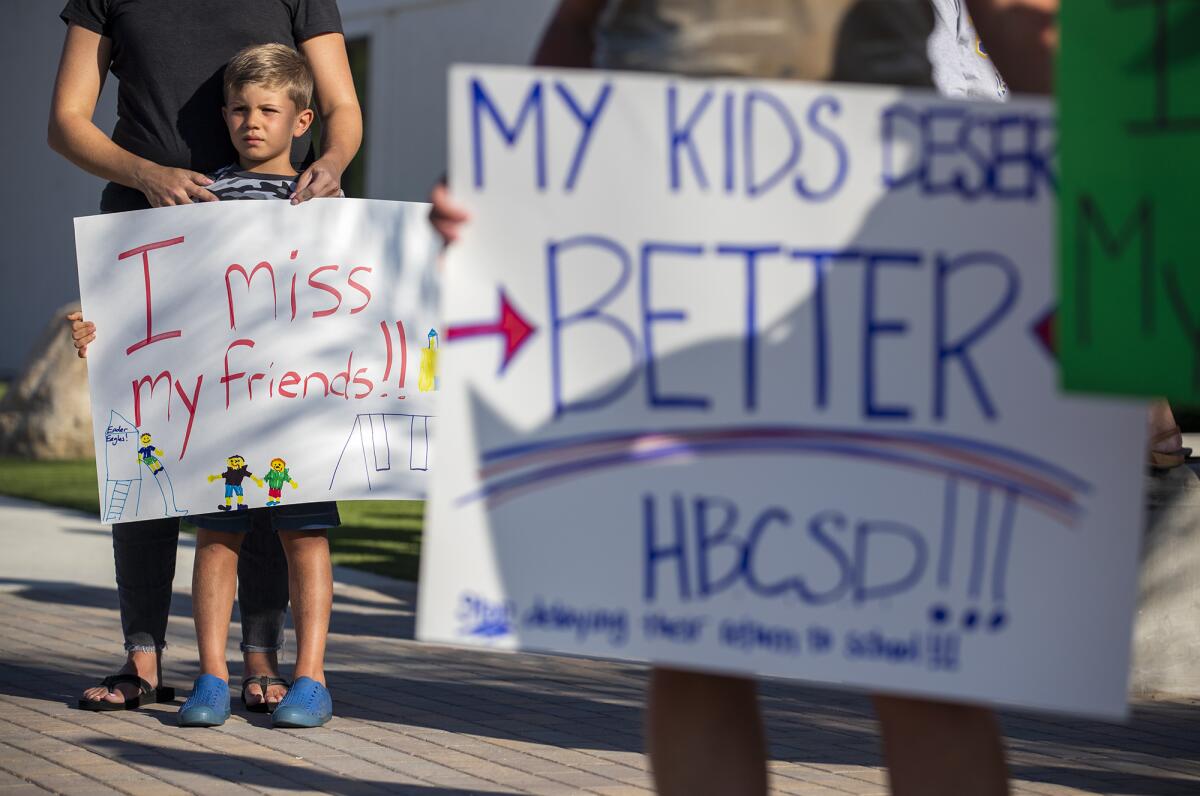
[290, 33, 363, 204]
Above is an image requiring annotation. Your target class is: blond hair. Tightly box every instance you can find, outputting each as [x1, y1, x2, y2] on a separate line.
[223, 43, 314, 110]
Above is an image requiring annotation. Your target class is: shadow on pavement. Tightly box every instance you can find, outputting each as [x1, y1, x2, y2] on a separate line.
[0, 577, 416, 641]
[82, 736, 520, 795]
[4, 581, 1200, 794]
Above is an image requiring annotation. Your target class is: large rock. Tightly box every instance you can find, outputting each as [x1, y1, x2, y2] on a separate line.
[0, 303, 95, 460]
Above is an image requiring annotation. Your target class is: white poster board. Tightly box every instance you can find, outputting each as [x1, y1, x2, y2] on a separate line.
[419, 66, 1151, 719]
[75, 199, 439, 523]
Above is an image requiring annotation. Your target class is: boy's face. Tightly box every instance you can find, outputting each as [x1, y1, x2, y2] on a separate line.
[139, 433, 152, 445]
[222, 83, 314, 166]
[227, 456, 246, 469]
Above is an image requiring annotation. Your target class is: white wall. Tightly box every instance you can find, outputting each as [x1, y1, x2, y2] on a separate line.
[340, 0, 558, 200]
[0, 2, 117, 379]
[0, 0, 557, 378]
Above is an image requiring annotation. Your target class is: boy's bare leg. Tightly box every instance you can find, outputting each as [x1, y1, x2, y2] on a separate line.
[874, 695, 1009, 796]
[646, 668, 768, 796]
[192, 529, 244, 681]
[279, 530, 332, 684]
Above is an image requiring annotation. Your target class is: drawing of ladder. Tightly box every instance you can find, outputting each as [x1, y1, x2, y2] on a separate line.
[105, 480, 133, 523]
[102, 410, 143, 523]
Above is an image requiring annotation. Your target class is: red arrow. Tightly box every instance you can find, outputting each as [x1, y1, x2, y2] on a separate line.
[447, 288, 536, 373]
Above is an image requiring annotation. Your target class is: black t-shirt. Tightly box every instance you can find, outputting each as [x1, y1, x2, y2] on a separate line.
[222, 466, 252, 486]
[61, 0, 342, 212]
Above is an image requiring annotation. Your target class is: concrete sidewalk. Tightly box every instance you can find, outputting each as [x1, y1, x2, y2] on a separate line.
[1, 497, 1199, 795]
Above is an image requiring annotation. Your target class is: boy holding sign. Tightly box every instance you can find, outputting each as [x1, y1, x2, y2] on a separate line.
[167, 44, 340, 729]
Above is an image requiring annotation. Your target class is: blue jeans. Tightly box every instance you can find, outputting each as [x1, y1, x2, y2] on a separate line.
[113, 517, 289, 654]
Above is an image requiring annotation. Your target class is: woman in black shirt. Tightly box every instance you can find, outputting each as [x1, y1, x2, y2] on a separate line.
[48, 0, 362, 713]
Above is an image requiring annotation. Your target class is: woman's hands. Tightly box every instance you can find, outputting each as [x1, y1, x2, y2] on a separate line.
[50, 24, 221, 207]
[291, 157, 345, 204]
[295, 33, 363, 204]
[133, 162, 218, 207]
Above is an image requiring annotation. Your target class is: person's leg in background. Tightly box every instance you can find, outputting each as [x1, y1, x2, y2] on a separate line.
[646, 668, 768, 796]
[237, 514, 290, 709]
[80, 517, 179, 706]
[874, 695, 1009, 796]
[645, 671, 1010, 796]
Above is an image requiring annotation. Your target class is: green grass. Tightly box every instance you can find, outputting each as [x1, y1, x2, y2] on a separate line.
[321, 499, 424, 581]
[0, 457, 425, 581]
[0, 458, 100, 515]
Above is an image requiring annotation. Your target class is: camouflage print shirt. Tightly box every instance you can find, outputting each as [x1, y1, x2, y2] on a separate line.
[206, 164, 296, 201]
[595, 0, 935, 86]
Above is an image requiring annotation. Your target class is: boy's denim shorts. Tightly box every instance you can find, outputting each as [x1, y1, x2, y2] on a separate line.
[191, 501, 340, 534]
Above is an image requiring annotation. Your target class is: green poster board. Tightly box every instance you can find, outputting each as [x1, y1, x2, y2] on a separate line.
[1059, 0, 1200, 402]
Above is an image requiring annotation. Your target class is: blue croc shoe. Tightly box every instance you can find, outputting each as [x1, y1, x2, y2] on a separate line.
[178, 674, 231, 727]
[272, 676, 332, 728]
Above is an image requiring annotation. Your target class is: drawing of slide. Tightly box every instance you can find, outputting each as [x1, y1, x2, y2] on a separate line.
[101, 410, 188, 522]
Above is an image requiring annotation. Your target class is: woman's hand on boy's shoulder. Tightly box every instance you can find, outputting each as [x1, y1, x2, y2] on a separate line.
[291, 158, 344, 204]
[134, 162, 218, 207]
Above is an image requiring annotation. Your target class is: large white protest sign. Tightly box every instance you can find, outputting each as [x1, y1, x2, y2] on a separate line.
[418, 65, 1149, 719]
[75, 199, 438, 523]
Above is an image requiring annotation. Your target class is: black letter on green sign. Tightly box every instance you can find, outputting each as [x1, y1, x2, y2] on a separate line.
[1118, 0, 1200, 134]
[1075, 195, 1155, 344]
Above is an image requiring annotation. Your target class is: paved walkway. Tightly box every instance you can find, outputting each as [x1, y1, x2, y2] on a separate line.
[1, 497, 1199, 795]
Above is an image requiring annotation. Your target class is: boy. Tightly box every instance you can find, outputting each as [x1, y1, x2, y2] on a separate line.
[176, 43, 339, 729]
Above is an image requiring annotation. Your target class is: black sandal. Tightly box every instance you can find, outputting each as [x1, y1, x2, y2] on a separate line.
[78, 669, 175, 711]
[241, 675, 290, 714]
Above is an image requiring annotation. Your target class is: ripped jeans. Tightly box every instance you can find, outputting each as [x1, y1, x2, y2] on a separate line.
[114, 517, 289, 654]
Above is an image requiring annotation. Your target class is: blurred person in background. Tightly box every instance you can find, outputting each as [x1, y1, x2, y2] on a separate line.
[432, 1, 1056, 793]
